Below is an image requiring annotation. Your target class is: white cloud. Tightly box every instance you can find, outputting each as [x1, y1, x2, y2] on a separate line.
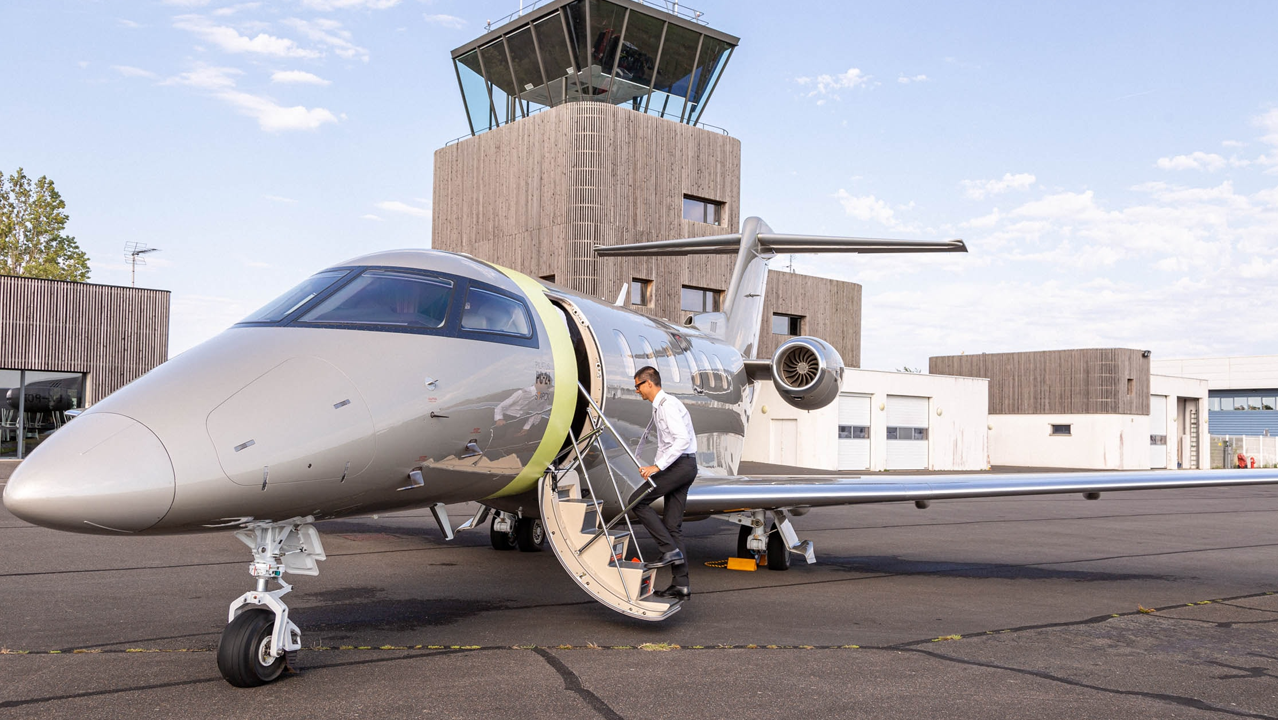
[834, 190, 901, 228]
[118, 19, 142, 28]
[162, 0, 210, 5]
[795, 68, 871, 100]
[897, 74, 927, 84]
[271, 70, 331, 85]
[264, 195, 296, 203]
[213, 3, 262, 16]
[423, 14, 466, 29]
[1156, 151, 1227, 172]
[961, 172, 1035, 200]
[283, 18, 368, 62]
[173, 15, 320, 59]
[300, 0, 400, 9]
[112, 65, 156, 79]
[165, 65, 338, 131]
[1222, 140, 1246, 148]
[963, 208, 1001, 229]
[375, 200, 430, 218]
[1258, 109, 1278, 147]
[361, 214, 384, 221]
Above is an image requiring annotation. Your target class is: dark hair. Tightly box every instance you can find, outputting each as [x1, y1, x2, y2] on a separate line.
[535, 371, 552, 385]
[634, 365, 661, 387]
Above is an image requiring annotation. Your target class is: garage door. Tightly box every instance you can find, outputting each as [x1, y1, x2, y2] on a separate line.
[1149, 394, 1168, 469]
[886, 395, 929, 470]
[837, 394, 871, 470]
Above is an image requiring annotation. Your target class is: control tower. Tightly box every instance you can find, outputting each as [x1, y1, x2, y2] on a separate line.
[432, 0, 861, 364]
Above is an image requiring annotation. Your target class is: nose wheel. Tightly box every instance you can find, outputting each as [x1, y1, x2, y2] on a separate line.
[217, 517, 326, 687]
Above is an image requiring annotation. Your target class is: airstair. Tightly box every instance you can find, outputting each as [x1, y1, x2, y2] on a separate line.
[537, 384, 682, 620]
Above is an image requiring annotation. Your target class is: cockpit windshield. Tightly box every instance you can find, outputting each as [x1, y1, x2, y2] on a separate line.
[240, 270, 347, 324]
[298, 270, 453, 328]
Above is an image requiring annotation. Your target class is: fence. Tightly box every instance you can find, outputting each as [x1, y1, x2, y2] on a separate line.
[1210, 435, 1278, 468]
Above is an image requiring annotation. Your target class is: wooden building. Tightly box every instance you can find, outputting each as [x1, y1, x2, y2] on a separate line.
[929, 348, 1150, 415]
[436, 0, 862, 364]
[1, 275, 169, 459]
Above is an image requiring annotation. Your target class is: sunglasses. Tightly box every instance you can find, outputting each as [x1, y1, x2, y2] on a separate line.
[634, 380, 649, 390]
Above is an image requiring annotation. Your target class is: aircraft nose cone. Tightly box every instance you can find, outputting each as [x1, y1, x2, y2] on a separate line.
[3, 413, 175, 534]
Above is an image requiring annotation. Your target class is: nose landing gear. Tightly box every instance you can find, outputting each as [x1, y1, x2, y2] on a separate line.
[217, 517, 326, 687]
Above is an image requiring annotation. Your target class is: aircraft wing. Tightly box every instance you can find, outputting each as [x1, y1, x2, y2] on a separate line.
[683, 469, 1278, 515]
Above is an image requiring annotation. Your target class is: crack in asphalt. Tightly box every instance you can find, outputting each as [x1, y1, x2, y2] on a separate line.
[896, 646, 1278, 720]
[533, 647, 625, 720]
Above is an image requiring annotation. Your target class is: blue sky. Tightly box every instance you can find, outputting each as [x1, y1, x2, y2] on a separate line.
[2, 1, 1276, 371]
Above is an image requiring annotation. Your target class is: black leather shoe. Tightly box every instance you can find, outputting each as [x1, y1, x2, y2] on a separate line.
[645, 550, 685, 569]
[654, 584, 691, 599]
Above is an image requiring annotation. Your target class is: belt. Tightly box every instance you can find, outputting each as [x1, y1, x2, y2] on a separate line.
[679, 453, 696, 459]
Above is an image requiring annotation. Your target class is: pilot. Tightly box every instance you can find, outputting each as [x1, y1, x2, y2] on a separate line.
[494, 371, 553, 436]
[633, 365, 697, 599]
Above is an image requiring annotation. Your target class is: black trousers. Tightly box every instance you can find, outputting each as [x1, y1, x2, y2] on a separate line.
[633, 455, 697, 586]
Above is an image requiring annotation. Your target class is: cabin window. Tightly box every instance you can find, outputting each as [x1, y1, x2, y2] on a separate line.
[461, 288, 532, 336]
[660, 343, 681, 384]
[241, 270, 347, 323]
[614, 331, 636, 376]
[682, 195, 724, 225]
[299, 270, 453, 328]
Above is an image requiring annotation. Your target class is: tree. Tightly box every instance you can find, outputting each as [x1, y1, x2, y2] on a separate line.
[0, 168, 90, 281]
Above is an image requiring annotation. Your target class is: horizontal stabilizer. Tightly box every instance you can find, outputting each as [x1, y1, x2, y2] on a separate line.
[683, 468, 1278, 516]
[594, 233, 966, 257]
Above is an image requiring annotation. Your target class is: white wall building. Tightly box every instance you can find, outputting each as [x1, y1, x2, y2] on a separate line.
[743, 369, 989, 471]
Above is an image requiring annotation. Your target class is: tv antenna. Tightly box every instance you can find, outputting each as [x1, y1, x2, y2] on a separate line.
[125, 242, 160, 287]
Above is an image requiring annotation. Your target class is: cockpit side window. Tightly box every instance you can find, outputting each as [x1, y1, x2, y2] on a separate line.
[239, 270, 348, 324]
[461, 287, 533, 337]
[298, 270, 454, 328]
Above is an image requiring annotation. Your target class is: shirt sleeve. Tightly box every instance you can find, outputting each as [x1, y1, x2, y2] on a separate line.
[653, 400, 693, 471]
[495, 388, 526, 422]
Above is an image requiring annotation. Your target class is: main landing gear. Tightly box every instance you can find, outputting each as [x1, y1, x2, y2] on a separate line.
[217, 517, 326, 687]
[489, 511, 545, 552]
[726, 509, 816, 571]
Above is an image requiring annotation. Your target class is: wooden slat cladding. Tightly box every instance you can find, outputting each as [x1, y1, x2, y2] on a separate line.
[0, 276, 170, 405]
[758, 270, 860, 367]
[433, 103, 861, 365]
[929, 349, 1150, 415]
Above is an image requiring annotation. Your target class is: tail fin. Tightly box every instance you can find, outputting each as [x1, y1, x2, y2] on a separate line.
[595, 217, 967, 358]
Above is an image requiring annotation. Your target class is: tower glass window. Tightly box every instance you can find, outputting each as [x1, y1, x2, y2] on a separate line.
[682, 195, 723, 225]
[630, 278, 652, 306]
[451, 0, 738, 135]
[772, 313, 803, 336]
[680, 285, 721, 313]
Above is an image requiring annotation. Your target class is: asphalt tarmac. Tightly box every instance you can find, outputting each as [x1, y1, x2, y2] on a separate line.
[3, 469, 1278, 719]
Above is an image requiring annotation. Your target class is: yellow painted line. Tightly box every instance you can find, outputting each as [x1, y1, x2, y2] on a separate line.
[484, 265, 578, 499]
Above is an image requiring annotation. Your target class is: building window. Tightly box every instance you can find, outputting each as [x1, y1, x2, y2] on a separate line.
[1265, 397, 1276, 411]
[1150, 434, 1167, 446]
[682, 195, 724, 225]
[771, 313, 803, 336]
[886, 427, 927, 440]
[1050, 424, 1072, 436]
[1249, 396, 1262, 411]
[680, 285, 722, 313]
[838, 425, 869, 439]
[1209, 397, 1221, 412]
[630, 278, 652, 307]
[1127, 378, 1134, 396]
[1, 369, 86, 460]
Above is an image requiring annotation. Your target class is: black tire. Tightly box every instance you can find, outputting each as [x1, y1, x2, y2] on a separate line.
[736, 525, 754, 558]
[516, 517, 545, 552]
[217, 608, 287, 687]
[766, 524, 791, 571]
[490, 517, 517, 551]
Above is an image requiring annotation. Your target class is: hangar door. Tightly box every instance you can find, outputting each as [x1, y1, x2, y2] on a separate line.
[886, 395, 929, 470]
[1150, 394, 1168, 469]
[837, 393, 872, 470]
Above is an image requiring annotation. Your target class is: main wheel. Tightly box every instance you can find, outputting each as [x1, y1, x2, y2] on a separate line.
[766, 524, 791, 571]
[736, 525, 754, 558]
[217, 608, 287, 687]
[515, 517, 545, 552]
[490, 517, 517, 551]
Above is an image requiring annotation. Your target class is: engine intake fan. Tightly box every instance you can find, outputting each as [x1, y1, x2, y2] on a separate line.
[770, 337, 844, 411]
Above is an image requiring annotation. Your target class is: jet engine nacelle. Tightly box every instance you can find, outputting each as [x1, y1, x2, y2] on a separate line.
[769, 336, 844, 411]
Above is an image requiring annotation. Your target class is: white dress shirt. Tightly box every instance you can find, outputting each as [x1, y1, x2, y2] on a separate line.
[650, 389, 697, 470]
